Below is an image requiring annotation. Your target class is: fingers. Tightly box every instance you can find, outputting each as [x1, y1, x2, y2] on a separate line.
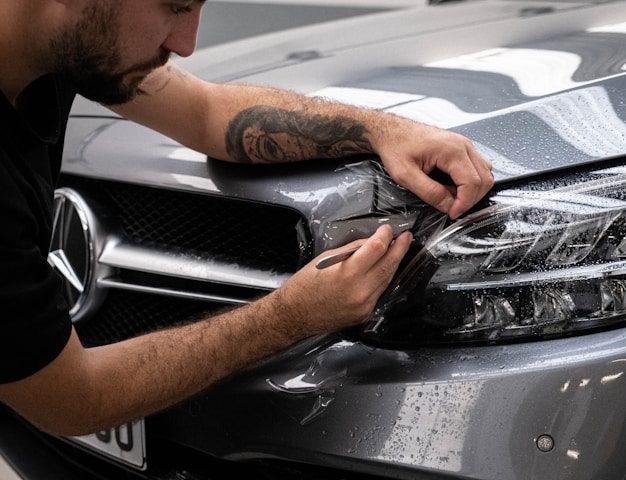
[344, 226, 413, 295]
[338, 227, 409, 308]
[330, 225, 411, 271]
[280, 226, 412, 336]
[446, 137, 493, 217]
[383, 127, 494, 220]
[398, 168, 456, 217]
[313, 225, 412, 293]
[421, 137, 492, 219]
[350, 224, 396, 269]
[446, 148, 494, 219]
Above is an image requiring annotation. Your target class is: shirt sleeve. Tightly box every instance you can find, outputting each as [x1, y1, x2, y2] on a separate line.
[0, 159, 72, 384]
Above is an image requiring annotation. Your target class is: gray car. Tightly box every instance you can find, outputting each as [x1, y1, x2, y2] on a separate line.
[2, 0, 626, 478]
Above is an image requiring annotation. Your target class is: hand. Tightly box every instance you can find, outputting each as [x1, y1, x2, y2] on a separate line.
[274, 225, 412, 338]
[375, 118, 494, 219]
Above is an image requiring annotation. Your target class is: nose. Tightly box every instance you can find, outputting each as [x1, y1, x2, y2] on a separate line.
[162, 11, 201, 58]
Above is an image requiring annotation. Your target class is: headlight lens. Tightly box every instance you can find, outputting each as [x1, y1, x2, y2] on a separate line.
[360, 164, 626, 346]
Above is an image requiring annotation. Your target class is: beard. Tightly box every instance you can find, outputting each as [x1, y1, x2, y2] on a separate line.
[49, 1, 170, 105]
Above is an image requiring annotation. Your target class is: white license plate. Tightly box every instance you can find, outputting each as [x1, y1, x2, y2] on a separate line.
[69, 419, 146, 470]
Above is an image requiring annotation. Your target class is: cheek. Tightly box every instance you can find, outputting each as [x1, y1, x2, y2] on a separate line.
[117, 17, 170, 56]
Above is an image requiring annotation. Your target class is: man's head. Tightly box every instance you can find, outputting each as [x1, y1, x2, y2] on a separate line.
[48, 0, 203, 105]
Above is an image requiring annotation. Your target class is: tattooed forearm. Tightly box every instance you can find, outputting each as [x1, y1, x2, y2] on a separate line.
[225, 106, 374, 164]
[139, 63, 189, 96]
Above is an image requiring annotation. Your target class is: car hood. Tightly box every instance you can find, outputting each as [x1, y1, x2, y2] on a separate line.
[65, 0, 626, 189]
[58, 7, 626, 475]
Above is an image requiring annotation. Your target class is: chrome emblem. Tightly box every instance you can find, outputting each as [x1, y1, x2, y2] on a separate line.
[48, 188, 96, 322]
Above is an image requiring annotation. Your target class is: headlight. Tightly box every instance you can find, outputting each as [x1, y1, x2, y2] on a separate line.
[360, 163, 626, 346]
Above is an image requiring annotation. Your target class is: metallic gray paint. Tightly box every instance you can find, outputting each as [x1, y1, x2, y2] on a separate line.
[159, 328, 626, 479]
[60, 1, 626, 478]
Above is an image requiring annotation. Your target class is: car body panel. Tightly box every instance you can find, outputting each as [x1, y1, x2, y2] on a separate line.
[66, 0, 626, 184]
[50, 1, 626, 479]
[154, 328, 626, 479]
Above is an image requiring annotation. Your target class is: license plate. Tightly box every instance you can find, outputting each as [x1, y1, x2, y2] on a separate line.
[69, 419, 147, 470]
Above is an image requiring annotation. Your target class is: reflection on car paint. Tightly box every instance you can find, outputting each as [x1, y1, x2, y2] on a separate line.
[55, 5, 626, 479]
[266, 340, 352, 425]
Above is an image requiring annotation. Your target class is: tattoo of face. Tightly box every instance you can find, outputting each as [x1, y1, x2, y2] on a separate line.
[225, 106, 373, 164]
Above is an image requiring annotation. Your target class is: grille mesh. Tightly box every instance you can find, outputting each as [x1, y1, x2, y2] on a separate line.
[75, 290, 218, 346]
[59, 175, 309, 345]
[107, 179, 304, 273]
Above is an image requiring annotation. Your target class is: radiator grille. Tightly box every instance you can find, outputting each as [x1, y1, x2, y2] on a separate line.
[59, 175, 309, 346]
[110, 182, 303, 272]
[61, 175, 307, 273]
[75, 290, 221, 346]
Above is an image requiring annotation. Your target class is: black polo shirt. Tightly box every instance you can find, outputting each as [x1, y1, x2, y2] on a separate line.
[0, 74, 75, 383]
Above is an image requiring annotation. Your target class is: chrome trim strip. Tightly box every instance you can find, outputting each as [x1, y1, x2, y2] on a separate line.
[98, 277, 252, 305]
[99, 240, 289, 290]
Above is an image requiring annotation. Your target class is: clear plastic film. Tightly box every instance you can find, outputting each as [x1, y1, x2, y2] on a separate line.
[362, 165, 626, 345]
[304, 160, 448, 257]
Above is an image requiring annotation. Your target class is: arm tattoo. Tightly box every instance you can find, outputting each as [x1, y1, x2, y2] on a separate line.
[139, 64, 188, 95]
[225, 106, 373, 164]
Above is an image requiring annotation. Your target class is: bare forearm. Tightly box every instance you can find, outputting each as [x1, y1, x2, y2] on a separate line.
[2, 289, 305, 436]
[88, 291, 302, 431]
[115, 68, 382, 164]
[17, 226, 408, 436]
[1, 226, 412, 437]
[117, 64, 492, 217]
[214, 84, 379, 164]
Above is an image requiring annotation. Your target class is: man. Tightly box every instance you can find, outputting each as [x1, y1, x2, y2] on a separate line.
[0, 0, 493, 436]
